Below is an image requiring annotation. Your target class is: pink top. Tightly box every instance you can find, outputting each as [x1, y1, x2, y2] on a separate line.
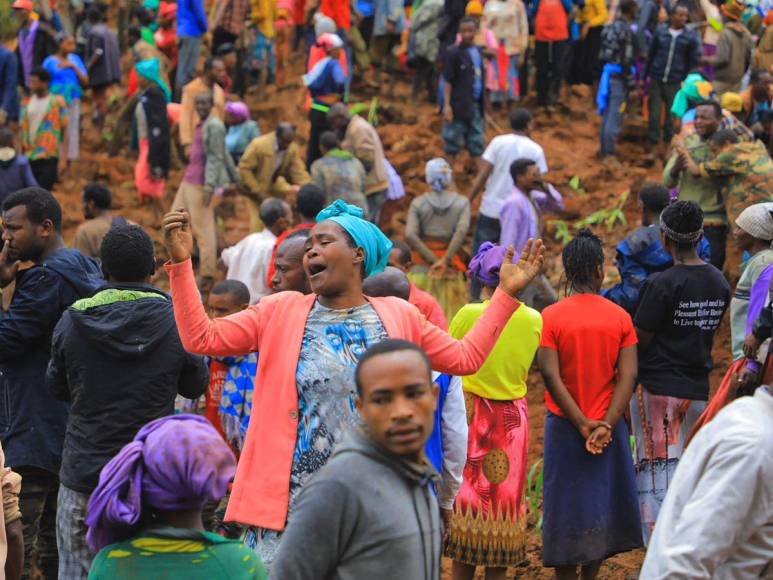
[166, 259, 520, 529]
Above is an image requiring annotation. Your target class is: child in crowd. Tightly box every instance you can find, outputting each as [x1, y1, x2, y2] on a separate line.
[538, 229, 642, 579]
[447, 242, 542, 580]
[630, 201, 730, 544]
[443, 18, 486, 168]
[406, 158, 471, 321]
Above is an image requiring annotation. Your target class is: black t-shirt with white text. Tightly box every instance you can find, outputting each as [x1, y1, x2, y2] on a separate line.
[634, 264, 730, 400]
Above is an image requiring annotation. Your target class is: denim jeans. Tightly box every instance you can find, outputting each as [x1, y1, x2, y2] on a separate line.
[176, 35, 203, 99]
[469, 214, 501, 300]
[600, 76, 626, 157]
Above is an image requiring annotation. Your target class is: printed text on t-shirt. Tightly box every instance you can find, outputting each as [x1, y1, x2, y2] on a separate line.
[674, 299, 727, 329]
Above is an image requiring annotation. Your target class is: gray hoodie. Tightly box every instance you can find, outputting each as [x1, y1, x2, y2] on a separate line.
[271, 428, 442, 580]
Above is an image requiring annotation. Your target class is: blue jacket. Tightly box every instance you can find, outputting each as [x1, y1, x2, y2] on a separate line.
[0, 47, 19, 123]
[425, 373, 451, 474]
[0, 249, 103, 473]
[602, 225, 711, 314]
[645, 24, 703, 84]
[177, 0, 208, 38]
[443, 44, 485, 121]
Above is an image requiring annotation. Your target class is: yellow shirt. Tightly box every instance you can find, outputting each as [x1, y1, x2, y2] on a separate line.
[450, 301, 542, 400]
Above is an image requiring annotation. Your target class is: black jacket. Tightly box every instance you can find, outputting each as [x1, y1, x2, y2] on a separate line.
[443, 44, 485, 122]
[646, 24, 703, 84]
[47, 284, 208, 493]
[0, 248, 103, 473]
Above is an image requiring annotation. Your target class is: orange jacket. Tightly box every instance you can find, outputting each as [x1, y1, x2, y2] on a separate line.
[166, 258, 520, 529]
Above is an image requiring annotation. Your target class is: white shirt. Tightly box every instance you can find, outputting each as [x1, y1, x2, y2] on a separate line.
[432, 372, 468, 510]
[480, 133, 548, 220]
[640, 387, 773, 579]
[220, 229, 277, 303]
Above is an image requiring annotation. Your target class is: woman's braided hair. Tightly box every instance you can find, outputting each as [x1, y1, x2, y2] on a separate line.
[561, 228, 604, 295]
[660, 200, 704, 250]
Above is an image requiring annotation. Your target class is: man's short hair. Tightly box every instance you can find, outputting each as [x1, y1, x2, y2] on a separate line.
[297, 184, 326, 219]
[3, 187, 62, 231]
[362, 267, 411, 301]
[100, 225, 155, 282]
[354, 339, 431, 396]
[695, 99, 722, 119]
[390, 239, 412, 265]
[260, 198, 289, 227]
[638, 183, 670, 214]
[509, 158, 537, 183]
[211, 279, 251, 304]
[203, 57, 223, 72]
[30, 67, 51, 84]
[459, 16, 477, 27]
[320, 131, 340, 151]
[83, 183, 112, 210]
[509, 108, 532, 131]
[709, 129, 740, 147]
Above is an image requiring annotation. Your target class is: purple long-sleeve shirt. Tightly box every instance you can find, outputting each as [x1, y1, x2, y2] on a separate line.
[499, 184, 564, 254]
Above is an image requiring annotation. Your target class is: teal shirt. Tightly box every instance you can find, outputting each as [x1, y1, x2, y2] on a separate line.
[88, 527, 267, 580]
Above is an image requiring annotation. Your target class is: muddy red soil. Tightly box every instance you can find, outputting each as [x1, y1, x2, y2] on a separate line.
[53, 61, 733, 579]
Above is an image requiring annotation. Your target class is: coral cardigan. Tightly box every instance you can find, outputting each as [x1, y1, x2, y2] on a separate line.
[166, 259, 520, 530]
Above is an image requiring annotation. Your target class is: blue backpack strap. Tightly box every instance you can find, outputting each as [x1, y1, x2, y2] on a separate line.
[425, 373, 452, 474]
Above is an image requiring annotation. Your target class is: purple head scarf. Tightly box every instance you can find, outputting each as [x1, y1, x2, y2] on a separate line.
[468, 242, 510, 287]
[225, 101, 250, 123]
[85, 415, 236, 552]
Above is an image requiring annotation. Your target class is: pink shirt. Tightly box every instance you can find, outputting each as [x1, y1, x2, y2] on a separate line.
[166, 258, 521, 529]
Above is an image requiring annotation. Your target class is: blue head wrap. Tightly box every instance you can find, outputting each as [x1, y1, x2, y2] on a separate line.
[136, 58, 172, 102]
[316, 200, 393, 277]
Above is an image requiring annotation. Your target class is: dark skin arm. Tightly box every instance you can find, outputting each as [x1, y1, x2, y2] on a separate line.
[538, 347, 611, 447]
[636, 327, 654, 351]
[587, 345, 638, 452]
[5, 519, 22, 580]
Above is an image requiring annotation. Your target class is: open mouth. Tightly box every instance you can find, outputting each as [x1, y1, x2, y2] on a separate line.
[307, 262, 328, 278]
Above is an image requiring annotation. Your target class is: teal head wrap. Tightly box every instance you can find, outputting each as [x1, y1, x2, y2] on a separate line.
[136, 58, 172, 102]
[671, 73, 714, 118]
[316, 200, 393, 277]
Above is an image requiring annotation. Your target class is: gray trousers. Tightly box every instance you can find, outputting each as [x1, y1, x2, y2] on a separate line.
[176, 35, 203, 99]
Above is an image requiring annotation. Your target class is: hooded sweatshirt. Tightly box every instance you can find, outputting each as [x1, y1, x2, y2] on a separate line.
[272, 428, 441, 580]
[711, 23, 753, 86]
[47, 284, 209, 493]
[405, 191, 471, 266]
[0, 248, 103, 473]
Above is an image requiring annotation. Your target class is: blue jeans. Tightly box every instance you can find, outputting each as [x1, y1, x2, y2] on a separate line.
[176, 35, 203, 99]
[600, 76, 626, 157]
[442, 108, 485, 157]
[469, 214, 501, 300]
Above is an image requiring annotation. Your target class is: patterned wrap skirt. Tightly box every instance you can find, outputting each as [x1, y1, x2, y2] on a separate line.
[629, 384, 707, 545]
[446, 395, 529, 567]
[542, 412, 642, 567]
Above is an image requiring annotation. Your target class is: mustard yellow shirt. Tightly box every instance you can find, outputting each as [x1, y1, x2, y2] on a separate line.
[449, 300, 542, 400]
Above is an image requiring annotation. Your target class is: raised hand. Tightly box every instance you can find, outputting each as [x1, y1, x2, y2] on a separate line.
[162, 210, 194, 263]
[497, 239, 545, 298]
[0, 242, 19, 287]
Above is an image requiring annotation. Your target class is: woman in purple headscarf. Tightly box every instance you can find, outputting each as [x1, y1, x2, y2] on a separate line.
[86, 415, 266, 579]
[446, 242, 543, 579]
[225, 102, 261, 164]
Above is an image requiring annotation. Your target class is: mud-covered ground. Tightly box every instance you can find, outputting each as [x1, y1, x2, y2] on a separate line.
[53, 57, 733, 579]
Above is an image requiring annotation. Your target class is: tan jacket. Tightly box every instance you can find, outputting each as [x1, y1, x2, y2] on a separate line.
[342, 115, 389, 195]
[180, 78, 226, 147]
[238, 132, 310, 198]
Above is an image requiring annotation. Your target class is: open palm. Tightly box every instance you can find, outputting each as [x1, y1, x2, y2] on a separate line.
[498, 239, 545, 298]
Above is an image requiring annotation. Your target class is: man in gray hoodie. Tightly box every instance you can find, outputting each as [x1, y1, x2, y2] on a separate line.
[272, 339, 442, 580]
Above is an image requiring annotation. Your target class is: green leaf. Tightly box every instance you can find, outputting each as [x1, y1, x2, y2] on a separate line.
[569, 176, 581, 190]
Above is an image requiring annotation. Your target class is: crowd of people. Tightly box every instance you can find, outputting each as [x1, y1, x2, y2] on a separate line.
[0, 0, 771, 578]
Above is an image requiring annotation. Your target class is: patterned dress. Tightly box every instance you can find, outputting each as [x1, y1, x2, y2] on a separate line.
[244, 301, 387, 566]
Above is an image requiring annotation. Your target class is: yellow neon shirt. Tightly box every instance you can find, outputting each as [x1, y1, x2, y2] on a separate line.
[449, 300, 542, 400]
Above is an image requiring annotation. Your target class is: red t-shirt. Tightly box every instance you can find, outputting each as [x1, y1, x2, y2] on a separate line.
[409, 283, 449, 331]
[535, 0, 569, 42]
[540, 294, 637, 421]
[206, 360, 229, 439]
